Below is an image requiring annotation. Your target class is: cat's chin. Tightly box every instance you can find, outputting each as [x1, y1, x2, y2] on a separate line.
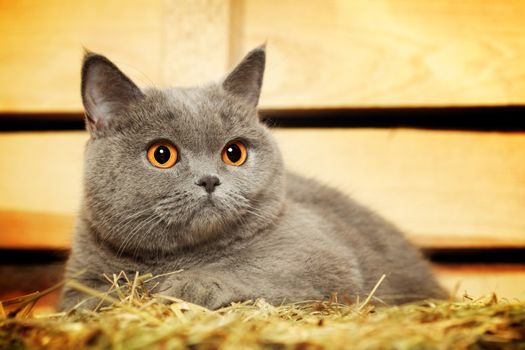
[189, 198, 233, 230]
[160, 196, 241, 248]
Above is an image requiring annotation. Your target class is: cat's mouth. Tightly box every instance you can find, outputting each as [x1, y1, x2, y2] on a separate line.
[200, 194, 218, 207]
[181, 193, 217, 214]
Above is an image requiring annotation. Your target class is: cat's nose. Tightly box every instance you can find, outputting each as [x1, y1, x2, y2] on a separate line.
[196, 175, 221, 194]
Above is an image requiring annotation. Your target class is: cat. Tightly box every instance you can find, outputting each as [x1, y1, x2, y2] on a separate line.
[60, 46, 447, 310]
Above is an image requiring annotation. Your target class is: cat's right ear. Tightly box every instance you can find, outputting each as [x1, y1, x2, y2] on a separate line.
[81, 51, 144, 137]
[222, 45, 266, 108]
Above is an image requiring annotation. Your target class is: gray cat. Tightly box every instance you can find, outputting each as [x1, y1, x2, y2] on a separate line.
[60, 46, 446, 310]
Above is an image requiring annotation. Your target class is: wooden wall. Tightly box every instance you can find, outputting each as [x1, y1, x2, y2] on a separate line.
[2, 0, 525, 111]
[1, 0, 525, 304]
[2, 129, 525, 250]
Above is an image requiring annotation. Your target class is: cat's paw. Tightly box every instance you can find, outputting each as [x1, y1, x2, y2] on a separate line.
[159, 272, 234, 310]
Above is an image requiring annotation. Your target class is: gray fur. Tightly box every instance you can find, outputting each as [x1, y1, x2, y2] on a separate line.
[61, 47, 446, 310]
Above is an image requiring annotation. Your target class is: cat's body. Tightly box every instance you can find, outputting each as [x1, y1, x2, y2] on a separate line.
[61, 47, 446, 310]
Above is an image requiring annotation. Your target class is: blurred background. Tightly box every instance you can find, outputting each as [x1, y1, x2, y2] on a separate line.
[1, 0, 525, 310]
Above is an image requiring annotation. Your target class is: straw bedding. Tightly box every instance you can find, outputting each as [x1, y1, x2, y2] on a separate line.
[1, 272, 524, 350]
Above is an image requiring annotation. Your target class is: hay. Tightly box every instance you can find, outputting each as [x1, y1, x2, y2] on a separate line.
[1, 272, 524, 350]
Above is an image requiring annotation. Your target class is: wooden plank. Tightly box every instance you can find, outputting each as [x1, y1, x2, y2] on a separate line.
[3, 1, 525, 113]
[0, 0, 237, 113]
[274, 129, 525, 248]
[240, 0, 525, 108]
[0, 211, 74, 250]
[0, 0, 164, 112]
[433, 264, 525, 300]
[162, 0, 236, 87]
[1, 129, 525, 249]
[0, 132, 85, 214]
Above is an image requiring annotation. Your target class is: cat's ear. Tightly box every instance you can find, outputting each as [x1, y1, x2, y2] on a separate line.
[222, 45, 265, 108]
[81, 51, 144, 136]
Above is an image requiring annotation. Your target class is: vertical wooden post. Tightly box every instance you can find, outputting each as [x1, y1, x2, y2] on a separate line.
[161, 0, 241, 86]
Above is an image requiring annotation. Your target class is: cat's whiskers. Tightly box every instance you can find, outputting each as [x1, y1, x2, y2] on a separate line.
[153, 216, 171, 258]
[156, 192, 189, 206]
[126, 194, 200, 258]
[154, 191, 198, 224]
[131, 214, 165, 259]
[99, 207, 151, 240]
[224, 200, 251, 229]
[216, 194, 255, 231]
[113, 190, 273, 259]
[242, 199, 294, 232]
[155, 199, 192, 218]
[119, 214, 159, 257]
[244, 208, 266, 220]
[228, 192, 267, 221]
[116, 212, 159, 257]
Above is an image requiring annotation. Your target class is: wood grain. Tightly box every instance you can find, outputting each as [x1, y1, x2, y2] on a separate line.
[433, 264, 525, 300]
[240, 0, 525, 108]
[0, 211, 74, 250]
[274, 128, 525, 248]
[0, 0, 237, 113]
[161, 0, 235, 87]
[2, 0, 525, 112]
[0, 0, 165, 113]
[1, 129, 524, 250]
[0, 132, 85, 214]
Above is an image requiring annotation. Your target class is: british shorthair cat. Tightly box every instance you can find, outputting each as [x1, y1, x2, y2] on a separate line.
[60, 46, 446, 310]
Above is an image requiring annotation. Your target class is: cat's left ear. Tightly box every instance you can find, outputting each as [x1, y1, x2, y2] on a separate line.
[81, 51, 144, 137]
[222, 45, 265, 108]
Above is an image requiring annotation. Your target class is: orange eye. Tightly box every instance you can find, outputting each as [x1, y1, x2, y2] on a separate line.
[147, 142, 178, 168]
[221, 141, 247, 166]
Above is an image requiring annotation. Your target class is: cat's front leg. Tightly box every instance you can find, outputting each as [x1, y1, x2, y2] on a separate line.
[158, 270, 244, 309]
[59, 278, 110, 311]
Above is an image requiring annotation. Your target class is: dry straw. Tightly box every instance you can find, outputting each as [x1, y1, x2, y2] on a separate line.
[1, 272, 524, 349]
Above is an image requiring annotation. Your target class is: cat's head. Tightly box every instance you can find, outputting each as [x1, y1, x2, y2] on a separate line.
[80, 47, 285, 257]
